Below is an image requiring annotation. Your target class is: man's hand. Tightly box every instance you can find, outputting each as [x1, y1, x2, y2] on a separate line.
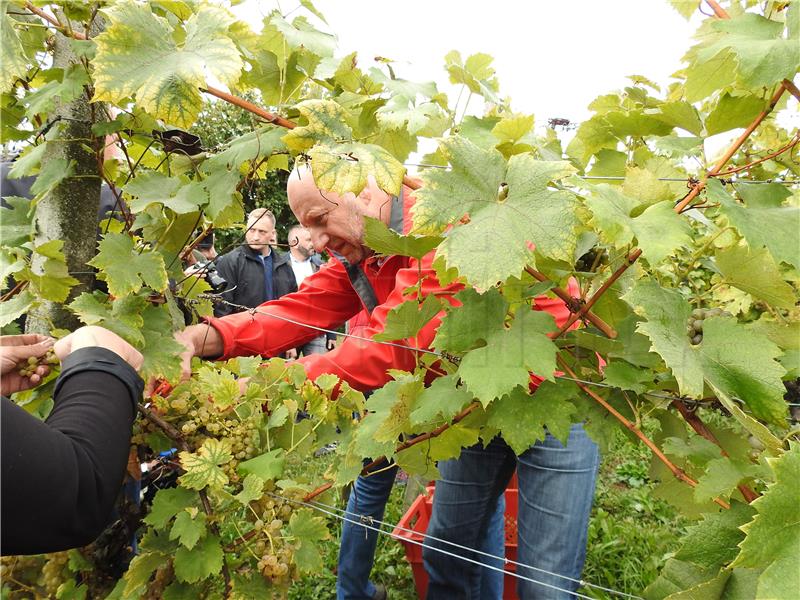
[54, 326, 143, 371]
[285, 348, 298, 361]
[172, 324, 225, 381]
[326, 338, 337, 351]
[0, 334, 55, 395]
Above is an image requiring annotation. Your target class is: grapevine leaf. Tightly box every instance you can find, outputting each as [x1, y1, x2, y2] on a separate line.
[169, 510, 206, 550]
[427, 423, 481, 462]
[0, 11, 28, 93]
[733, 442, 800, 570]
[173, 533, 223, 583]
[628, 201, 692, 265]
[366, 373, 423, 443]
[584, 185, 638, 247]
[693, 457, 759, 503]
[656, 101, 703, 135]
[491, 114, 535, 144]
[410, 374, 475, 426]
[140, 305, 186, 381]
[374, 295, 443, 342]
[195, 366, 239, 409]
[143, 487, 197, 528]
[93, 2, 243, 128]
[486, 383, 576, 454]
[271, 14, 335, 58]
[162, 582, 196, 600]
[705, 93, 767, 136]
[289, 508, 330, 574]
[29, 157, 74, 198]
[757, 556, 800, 600]
[668, 0, 698, 19]
[124, 172, 182, 212]
[601, 361, 653, 395]
[308, 141, 404, 196]
[0, 197, 34, 246]
[715, 244, 796, 309]
[675, 501, 755, 569]
[0, 290, 33, 327]
[123, 552, 167, 597]
[282, 99, 352, 152]
[178, 438, 232, 490]
[660, 569, 730, 600]
[737, 182, 791, 209]
[642, 558, 719, 600]
[433, 288, 508, 354]
[21, 245, 79, 303]
[89, 233, 168, 296]
[363, 217, 442, 260]
[237, 448, 285, 481]
[230, 573, 271, 599]
[444, 51, 499, 102]
[234, 474, 265, 505]
[458, 310, 557, 404]
[394, 443, 441, 477]
[712, 174, 800, 270]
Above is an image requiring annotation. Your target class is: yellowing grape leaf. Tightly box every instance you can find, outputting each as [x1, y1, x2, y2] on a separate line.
[282, 99, 352, 152]
[0, 12, 27, 93]
[178, 439, 232, 490]
[93, 2, 242, 128]
[308, 141, 404, 196]
[89, 233, 168, 296]
[458, 310, 558, 404]
[716, 244, 796, 309]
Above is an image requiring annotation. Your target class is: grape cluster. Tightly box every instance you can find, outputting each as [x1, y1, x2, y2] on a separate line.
[41, 551, 69, 595]
[17, 348, 59, 377]
[574, 248, 608, 272]
[250, 486, 302, 583]
[686, 307, 731, 345]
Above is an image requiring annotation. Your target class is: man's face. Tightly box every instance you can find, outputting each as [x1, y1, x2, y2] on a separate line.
[245, 216, 275, 255]
[292, 228, 315, 259]
[289, 188, 371, 264]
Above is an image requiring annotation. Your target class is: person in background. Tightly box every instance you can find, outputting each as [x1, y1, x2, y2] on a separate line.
[1, 327, 144, 555]
[213, 208, 297, 318]
[285, 224, 336, 359]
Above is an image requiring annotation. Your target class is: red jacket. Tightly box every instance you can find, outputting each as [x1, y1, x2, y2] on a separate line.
[207, 186, 577, 391]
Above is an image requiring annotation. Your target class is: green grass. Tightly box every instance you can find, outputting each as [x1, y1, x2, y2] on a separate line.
[289, 429, 685, 599]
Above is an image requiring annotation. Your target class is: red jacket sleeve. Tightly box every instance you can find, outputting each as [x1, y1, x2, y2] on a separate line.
[207, 259, 360, 359]
[298, 252, 462, 391]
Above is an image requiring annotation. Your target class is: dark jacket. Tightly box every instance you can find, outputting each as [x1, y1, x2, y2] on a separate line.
[1, 347, 143, 555]
[214, 245, 297, 317]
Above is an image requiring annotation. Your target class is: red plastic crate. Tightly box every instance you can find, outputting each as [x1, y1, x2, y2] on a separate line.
[392, 484, 519, 600]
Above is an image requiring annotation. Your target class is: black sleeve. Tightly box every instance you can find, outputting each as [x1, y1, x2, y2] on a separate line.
[213, 253, 236, 317]
[1, 347, 143, 555]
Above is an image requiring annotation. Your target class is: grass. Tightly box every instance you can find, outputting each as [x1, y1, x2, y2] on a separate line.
[288, 429, 685, 599]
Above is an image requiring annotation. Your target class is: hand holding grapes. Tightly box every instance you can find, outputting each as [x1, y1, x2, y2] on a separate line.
[0, 334, 56, 395]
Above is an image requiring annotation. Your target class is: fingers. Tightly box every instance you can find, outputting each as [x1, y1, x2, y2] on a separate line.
[0, 334, 54, 348]
[54, 326, 143, 371]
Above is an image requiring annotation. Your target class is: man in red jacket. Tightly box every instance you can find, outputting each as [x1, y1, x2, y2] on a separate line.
[174, 164, 598, 599]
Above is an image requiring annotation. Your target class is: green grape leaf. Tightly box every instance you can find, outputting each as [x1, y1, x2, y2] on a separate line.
[737, 182, 791, 209]
[601, 361, 653, 395]
[756, 556, 800, 600]
[363, 217, 442, 260]
[234, 474, 265, 505]
[282, 99, 352, 152]
[178, 438, 232, 490]
[693, 457, 759, 503]
[584, 184, 638, 247]
[237, 448, 285, 481]
[271, 13, 335, 58]
[143, 487, 197, 529]
[0, 290, 33, 327]
[674, 501, 756, 569]
[716, 244, 796, 309]
[486, 383, 576, 454]
[289, 508, 330, 574]
[458, 310, 557, 404]
[433, 288, 508, 354]
[365, 372, 423, 443]
[195, 366, 239, 409]
[629, 201, 692, 265]
[93, 2, 242, 128]
[705, 93, 768, 136]
[444, 51, 499, 102]
[173, 534, 223, 583]
[308, 141, 404, 196]
[162, 581, 196, 600]
[491, 114, 535, 144]
[123, 552, 167, 597]
[656, 101, 703, 135]
[642, 558, 719, 600]
[394, 443, 441, 477]
[169, 510, 206, 550]
[733, 442, 800, 570]
[140, 325, 184, 382]
[711, 180, 800, 269]
[89, 233, 168, 296]
[376, 95, 448, 137]
[0, 12, 28, 93]
[624, 282, 787, 423]
[0, 197, 33, 246]
[427, 423, 482, 462]
[373, 295, 443, 342]
[410, 374, 475, 426]
[125, 172, 200, 214]
[21, 242, 79, 303]
[700, 13, 800, 88]
[30, 157, 74, 198]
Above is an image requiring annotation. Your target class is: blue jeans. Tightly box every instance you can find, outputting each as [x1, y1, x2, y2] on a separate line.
[337, 460, 507, 600]
[423, 424, 600, 600]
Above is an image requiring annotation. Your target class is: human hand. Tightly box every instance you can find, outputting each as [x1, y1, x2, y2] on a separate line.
[54, 326, 143, 372]
[326, 338, 336, 351]
[285, 348, 298, 361]
[0, 334, 55, 395]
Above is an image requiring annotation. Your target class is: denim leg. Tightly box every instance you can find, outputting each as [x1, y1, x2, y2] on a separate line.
[515, 423, 599, 600]
[336, 460, 398, 600]
[479, 493, 507, 600]
[424, 437, 517, 600]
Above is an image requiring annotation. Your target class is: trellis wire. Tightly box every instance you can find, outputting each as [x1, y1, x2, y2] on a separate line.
[265, 491, 644, 600]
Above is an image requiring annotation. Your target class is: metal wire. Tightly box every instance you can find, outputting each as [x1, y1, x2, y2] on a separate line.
[266, 491, 643, 600]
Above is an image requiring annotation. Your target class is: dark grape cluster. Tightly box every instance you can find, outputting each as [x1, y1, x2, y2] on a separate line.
[686, 307, 731, 345]
[574, 248, 608, 272]
[17, 348, 59, 377]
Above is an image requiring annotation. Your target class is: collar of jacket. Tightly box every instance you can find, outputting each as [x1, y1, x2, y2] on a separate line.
[241, 244, 291, 267]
